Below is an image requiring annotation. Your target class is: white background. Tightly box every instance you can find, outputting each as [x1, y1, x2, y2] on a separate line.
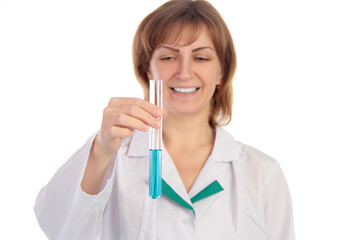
[1, 0, 359, 239]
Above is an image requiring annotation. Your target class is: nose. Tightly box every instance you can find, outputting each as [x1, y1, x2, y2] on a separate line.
[177, 57, 194, 80]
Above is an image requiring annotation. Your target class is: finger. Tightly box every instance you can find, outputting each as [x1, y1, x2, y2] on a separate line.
[108, 97, 161, 117]
[114, 113, 151, 132]
[105, 105, 161, 130]
[124, 105, 162, 129]
[107, 126, 134, 139]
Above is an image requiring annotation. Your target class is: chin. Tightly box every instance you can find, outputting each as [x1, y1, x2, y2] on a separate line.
[165, 103, 209, 117]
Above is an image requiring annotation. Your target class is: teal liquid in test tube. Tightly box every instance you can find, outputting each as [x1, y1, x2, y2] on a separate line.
[149, 79, 163, 198]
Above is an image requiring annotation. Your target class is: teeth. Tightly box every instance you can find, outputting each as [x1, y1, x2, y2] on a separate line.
[173, 88, 197, 93]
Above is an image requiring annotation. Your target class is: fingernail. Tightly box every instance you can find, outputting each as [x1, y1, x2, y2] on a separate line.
[155, 121, 161, 128]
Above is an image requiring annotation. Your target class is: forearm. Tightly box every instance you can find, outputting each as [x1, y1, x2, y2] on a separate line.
[81, 135, 114, 195]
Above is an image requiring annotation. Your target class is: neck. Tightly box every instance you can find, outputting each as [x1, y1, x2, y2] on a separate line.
[163, 112, 214, 152]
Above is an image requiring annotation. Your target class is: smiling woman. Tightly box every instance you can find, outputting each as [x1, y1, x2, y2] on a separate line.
[133, 0, 236, 127]
[34, 0, 295, 239]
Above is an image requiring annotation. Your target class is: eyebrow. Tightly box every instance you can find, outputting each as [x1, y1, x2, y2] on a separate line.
[158, 45, 214, 53]
[192, 47, 214, 53]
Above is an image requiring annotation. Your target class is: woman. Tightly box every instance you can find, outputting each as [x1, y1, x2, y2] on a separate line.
[34, 0, 295, 239]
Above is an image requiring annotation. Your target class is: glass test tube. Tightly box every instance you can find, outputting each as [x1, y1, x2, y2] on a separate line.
[149, 79, 163, 199]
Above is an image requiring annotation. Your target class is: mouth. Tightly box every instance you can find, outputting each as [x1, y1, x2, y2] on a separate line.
[171, 87, 200, 94]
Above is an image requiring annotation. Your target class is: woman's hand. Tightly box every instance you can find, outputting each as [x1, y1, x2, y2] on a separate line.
[81, 97, 163, 195]
[95, 97, 163, 157]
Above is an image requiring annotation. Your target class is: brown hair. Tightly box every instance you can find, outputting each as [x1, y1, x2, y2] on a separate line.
[133, 0, 236, 127]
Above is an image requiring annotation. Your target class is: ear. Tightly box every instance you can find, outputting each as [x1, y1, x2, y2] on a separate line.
[216, 70, 223, 85]
[147, 69, 153, 80]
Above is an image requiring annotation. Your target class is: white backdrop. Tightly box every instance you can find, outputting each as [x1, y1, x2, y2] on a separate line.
[1, 0, 359, 239]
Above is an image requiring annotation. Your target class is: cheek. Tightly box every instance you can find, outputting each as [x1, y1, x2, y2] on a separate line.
[207, 69, 221, 86]
[149, 63, 170, 81]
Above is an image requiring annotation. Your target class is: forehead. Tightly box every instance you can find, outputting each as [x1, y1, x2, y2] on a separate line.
[161, 24, 214, 48]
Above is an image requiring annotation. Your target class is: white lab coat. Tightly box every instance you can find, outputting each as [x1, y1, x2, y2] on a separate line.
[34, 126, 295, 240]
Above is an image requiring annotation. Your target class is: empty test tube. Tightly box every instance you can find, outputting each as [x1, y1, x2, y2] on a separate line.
[149, 79, 163, 198]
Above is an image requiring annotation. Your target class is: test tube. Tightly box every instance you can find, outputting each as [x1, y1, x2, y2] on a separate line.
[149, 79, 163, 199]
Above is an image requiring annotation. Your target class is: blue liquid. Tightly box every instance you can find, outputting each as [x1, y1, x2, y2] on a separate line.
[149, 149, 162, 198]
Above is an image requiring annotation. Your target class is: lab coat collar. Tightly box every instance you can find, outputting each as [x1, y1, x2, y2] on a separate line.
[126, 126, 243, 210]
[211, 126, 244, 163]
[126, 129, 149, 157]
[126, 126, 243, 162]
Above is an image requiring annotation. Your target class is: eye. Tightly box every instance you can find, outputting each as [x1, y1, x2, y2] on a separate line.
[160, 56, 176, 61]
[194, 56, 210, 62]
[194, 54, 211, 62]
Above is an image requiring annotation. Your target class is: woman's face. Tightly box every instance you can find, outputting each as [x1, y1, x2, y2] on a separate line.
[148, 28, 222, 118]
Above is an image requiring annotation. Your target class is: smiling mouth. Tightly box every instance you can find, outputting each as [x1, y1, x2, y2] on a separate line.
[171, 87, 200, 93]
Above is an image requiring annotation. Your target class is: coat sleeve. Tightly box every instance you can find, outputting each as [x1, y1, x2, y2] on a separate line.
[34, 134, 117, 240]
[262, 162, 295, 240]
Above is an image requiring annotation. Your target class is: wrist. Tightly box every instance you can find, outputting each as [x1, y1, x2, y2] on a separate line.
[91, 135, 113, 165]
